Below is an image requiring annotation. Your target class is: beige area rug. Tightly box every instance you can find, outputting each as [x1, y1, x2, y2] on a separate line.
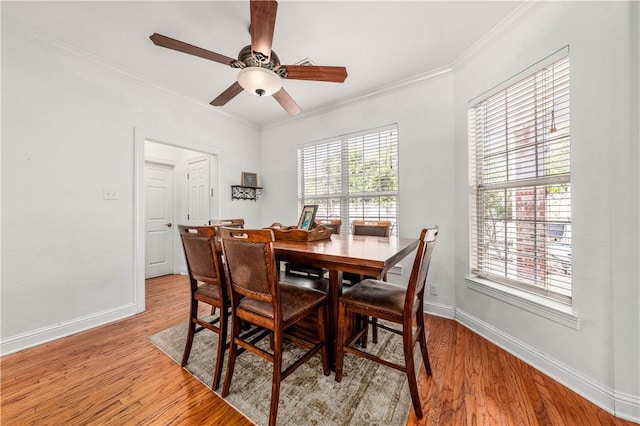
[149, 317, 418, 426]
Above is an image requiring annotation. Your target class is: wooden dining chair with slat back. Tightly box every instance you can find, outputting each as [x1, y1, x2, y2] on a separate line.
[219, 228, 330, 426]
[178, 225, 229, 391]
[335, 226, 439, 419]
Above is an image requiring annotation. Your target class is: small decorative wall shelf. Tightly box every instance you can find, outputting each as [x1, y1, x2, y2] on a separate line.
[231, 185, 263, 201]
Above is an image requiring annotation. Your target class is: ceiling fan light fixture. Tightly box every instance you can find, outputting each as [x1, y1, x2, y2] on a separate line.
[237, 67, 282, 97]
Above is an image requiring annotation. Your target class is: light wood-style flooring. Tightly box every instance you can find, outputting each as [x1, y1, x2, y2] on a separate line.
[1, 274, 636, 425]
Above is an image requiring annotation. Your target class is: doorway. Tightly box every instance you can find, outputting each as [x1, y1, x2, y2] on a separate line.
[134, 128, 222, 313]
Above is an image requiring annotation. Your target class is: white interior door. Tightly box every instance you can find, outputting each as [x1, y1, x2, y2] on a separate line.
[187, 157, 210, 225]
[145, 162, 174, 278]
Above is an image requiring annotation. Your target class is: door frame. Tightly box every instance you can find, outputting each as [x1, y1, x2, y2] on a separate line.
[134, 127, 222, 313]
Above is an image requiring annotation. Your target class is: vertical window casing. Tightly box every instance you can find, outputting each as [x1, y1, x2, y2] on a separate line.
[469, 51, 571, 303]
[298, 125, 399, 235]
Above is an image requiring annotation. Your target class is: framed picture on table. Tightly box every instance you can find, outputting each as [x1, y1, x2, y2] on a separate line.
[241, 172, 258, 187]
[297, 205, 318, 231]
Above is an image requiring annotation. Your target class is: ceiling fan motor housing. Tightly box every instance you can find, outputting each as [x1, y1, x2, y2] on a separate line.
[235, 45, 288, 78]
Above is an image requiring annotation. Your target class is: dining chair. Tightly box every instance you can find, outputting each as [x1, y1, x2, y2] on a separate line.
[351, 219, 392, 237]
[315, 218, 342, 234]
[284, 218, 342, 279]
[347, 219, 393, 345]
[204, 219, 244, 315]
[208, 218, 245, 228]
[178, 225, 229, 391]
[334, 226, 438, 419]
[219, 227, 330, 426]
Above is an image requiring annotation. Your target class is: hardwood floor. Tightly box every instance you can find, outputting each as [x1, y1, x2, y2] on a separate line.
[1, 274, 635, 425]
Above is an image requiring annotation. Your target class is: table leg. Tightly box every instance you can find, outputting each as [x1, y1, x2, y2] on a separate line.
[327, 269, 343, 369]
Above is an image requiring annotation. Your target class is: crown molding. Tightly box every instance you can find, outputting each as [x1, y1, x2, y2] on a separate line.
[1, 16, 260, 130]
[452, 0, 548, 71]
[2, 1, 547, 132]
[263, 65, 453, 130]
[264, 1, 547, 130]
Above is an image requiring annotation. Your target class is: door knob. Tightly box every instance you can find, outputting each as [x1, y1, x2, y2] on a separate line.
[165, 223, 172, 227]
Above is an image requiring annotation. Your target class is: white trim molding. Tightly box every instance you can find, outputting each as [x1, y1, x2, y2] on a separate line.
[456, 309, 640, 424]
[133, 127, 224, 315]
[465, 276, 579, 330]
[421, 301, 638, 423]
[424, 301, 456, 319]
[614, 391, 640, 424]
[0, 304, 137, 356]
[1, 16, 257, 130]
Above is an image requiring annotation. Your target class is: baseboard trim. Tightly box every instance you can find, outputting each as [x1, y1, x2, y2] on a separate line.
[0, 303, 137, 356]
[424, 301, 456, 319]
[455, 308, 640, 423]
[614, 390, 640, 424]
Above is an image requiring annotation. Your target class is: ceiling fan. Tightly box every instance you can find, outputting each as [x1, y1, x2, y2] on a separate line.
[150, 0, 348, 116]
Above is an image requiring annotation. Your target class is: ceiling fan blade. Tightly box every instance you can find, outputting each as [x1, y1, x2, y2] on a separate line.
[273, 88, 302, 116]
[250, 0, 278, 61]
[210, 82, 244, 106]
[278, 65, 348, 83]
[150, 33, 237, 66]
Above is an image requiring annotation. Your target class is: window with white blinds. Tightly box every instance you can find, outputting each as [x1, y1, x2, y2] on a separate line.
[469, 52, 571, 303]
[298, 125, 399, 235]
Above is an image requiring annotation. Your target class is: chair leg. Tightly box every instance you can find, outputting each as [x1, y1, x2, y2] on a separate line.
[360, 315, 379, 347]
[361, 315, 369, 348]
[221, 316, 241, 398]
[403, 330, 424, 419]
[211, 304, 227, 391]
[334, 302, 347, 382]
[181, 300, 198, 367]
[369, 273, 387, 345]
[317, 304, 330, 376]
[269, 331, 283, 426]
[371, 317, 378, 344]
[417, 316, 432, 376]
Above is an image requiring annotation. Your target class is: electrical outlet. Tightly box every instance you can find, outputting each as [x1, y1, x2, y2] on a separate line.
[103, 187, 119, 200]
[429, 285, 438, 296]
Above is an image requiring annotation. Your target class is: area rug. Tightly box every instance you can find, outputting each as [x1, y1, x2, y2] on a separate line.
[149, 317, 419, 426]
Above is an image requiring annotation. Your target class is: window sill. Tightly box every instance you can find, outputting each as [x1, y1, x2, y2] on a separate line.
[465, 276, 579, 330]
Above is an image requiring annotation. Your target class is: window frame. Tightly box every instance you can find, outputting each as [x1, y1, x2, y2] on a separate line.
[468, 47, 572, 305]
[297, 124, 399, 235]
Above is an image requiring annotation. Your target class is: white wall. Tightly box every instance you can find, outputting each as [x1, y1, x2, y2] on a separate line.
[1, 20, 262, 354]
[453, 2, 639, 421]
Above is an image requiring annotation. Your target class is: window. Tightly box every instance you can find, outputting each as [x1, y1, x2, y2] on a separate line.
[469, 51, 571, 303]
[298, 125, 399, 235]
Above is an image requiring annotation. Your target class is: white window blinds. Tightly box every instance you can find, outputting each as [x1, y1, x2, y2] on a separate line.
[469, 53, 571, 303]
[298, 125, 399, 235]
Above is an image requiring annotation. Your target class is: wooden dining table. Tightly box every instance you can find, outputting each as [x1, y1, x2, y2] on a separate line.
[273, 234, 419, 366]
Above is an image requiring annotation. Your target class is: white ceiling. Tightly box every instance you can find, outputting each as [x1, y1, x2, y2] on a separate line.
[2, 1, 523, 128]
